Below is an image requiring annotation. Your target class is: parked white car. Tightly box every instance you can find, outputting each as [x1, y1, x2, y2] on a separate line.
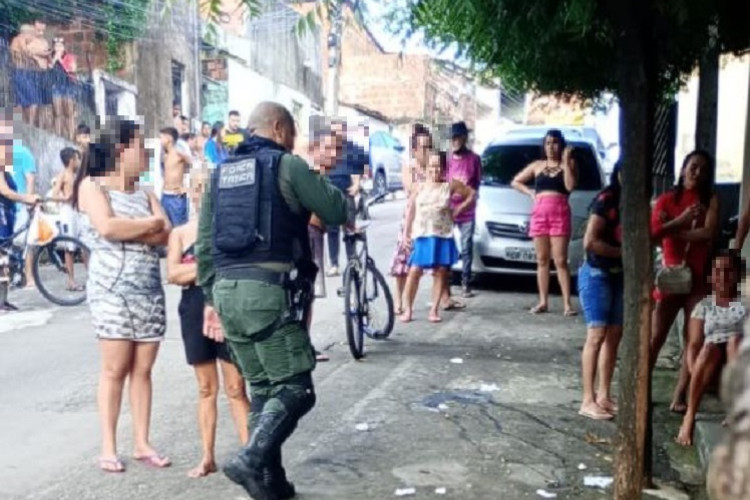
[453, 135, 606, 278]
[367, 131, 405, 196]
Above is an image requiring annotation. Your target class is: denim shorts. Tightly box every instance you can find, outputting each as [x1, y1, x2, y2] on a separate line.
[578, 261, 624, 328]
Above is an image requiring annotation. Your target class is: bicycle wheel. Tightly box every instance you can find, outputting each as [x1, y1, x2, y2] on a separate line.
[362, 262, 395, 339]
[343, 263, 365, 359]
[33, 236, 90, 306]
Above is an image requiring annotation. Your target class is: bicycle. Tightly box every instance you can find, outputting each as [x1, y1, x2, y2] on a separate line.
[0, 204, 90, 307]
[339, 193, 395, 359]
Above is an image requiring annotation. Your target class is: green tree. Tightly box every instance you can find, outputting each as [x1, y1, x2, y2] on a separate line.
[397, 0, 748, 498]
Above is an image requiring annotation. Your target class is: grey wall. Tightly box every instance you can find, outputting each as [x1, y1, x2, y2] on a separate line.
[15, 122, 75, 196]
[134, 0, 201, 136]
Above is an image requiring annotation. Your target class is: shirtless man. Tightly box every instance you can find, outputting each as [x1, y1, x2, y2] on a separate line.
[26, 20, 52, 130]
[50, 147, 83, 290]
[160, 127, 190, 227]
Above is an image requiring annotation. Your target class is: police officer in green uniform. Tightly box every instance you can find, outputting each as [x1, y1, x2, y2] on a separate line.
[197, 102, 347, 500]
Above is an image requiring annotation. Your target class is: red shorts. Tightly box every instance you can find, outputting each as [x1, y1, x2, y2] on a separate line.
[529, 195, 571, 238]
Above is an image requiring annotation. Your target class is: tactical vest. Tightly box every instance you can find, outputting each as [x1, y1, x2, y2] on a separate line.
[211, 136, 311, 271]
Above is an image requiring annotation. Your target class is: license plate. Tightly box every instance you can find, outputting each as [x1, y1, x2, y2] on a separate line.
[505, 247, 536, 263]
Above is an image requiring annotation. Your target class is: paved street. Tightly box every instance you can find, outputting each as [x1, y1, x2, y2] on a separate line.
[2, 200, 645, 500]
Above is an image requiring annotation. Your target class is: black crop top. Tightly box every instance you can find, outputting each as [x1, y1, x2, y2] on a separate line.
[534, 168, 569, 195]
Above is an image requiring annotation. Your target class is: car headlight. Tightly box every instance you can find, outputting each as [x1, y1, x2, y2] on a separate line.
[572, 217, 588, 240]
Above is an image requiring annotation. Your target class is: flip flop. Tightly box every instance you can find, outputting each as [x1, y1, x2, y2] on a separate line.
[315, 351, 330, 362]
[66, 283, 85, 292]
[564, 310, 578, 317]
[530, 305, 548, 314]
[428, 315, 443, 323]
[578, 408, 614, 421]
[99, 457, 125, 473]
[134, 454, 171, 468]
[442, 300, 466, 311]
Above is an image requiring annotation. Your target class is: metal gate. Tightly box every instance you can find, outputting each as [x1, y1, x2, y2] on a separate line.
[652, 101, 678, 196]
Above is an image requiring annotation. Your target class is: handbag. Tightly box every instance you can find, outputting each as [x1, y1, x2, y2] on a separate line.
[655, 220, 695, 295]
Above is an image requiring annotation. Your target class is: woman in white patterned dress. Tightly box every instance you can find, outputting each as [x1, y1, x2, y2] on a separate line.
[73, 118, 172, 472]
[676, 251, 747, 446]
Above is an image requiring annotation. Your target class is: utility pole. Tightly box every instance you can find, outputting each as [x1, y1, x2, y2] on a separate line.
[326, 0, 343, 116]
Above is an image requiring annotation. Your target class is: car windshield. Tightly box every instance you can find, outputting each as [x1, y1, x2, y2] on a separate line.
[481, 144, 603, 191]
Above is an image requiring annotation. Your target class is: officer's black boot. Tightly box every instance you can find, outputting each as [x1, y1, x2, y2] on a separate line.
[224, 386, 277, 500]
[265, 448, 295, 500]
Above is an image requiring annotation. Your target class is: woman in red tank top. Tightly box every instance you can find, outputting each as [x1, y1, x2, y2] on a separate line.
[650, 150, 718, 413]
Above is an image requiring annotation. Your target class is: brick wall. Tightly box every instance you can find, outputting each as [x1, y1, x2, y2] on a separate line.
[323, 4, 476, 130]
[48, 20, 135, 83]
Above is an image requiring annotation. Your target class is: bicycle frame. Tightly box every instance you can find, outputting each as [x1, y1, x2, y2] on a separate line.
[0, 214, 32, 287]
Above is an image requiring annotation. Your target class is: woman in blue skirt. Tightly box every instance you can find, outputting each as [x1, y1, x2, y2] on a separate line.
[401, 151, 476, 323]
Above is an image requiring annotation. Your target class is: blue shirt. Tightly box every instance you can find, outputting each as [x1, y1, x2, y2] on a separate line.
[12, 141, 36, 212]
[204, 139, 228, 165]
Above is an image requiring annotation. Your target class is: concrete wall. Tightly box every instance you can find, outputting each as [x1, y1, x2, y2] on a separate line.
[245, 2, 323, 108]
[14, 122, 74, 195]
[135, 0, 201, 136]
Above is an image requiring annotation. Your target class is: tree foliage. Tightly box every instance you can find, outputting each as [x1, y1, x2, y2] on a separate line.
[397, 0, 748, 99]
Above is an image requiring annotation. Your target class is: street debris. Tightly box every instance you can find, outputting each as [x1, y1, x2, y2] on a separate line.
[355, 423, 370, 432]
[584, 476, 614, 489]
[450, 358, 464, 364]
[584, 432, 612, 444]
[479, 383, 500, 392]
[437, 403, 449, 411]
[422, 391, 494, 410]
[435, 487, 447, 495]
[577, 463, 588, 471]
[395, 487, 416, 496]
[536, 489, 557, 498]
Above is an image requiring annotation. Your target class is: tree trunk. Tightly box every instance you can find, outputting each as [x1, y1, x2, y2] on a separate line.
[611, 1, 656, 497]
[695, 30, 720, 160]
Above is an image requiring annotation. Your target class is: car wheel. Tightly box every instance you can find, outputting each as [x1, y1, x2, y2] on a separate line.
[374, 171, 387, 198]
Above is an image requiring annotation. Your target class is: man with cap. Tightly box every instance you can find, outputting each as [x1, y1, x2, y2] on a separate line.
[447, 121, 482, 298]
[196, 101, 347, 499]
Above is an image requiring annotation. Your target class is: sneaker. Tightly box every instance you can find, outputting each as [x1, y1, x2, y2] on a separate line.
[326, 266, 340, 277]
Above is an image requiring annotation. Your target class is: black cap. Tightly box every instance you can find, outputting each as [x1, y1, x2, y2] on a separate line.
[450, 121, 470, 138]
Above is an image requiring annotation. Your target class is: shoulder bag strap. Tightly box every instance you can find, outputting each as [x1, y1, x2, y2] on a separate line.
[681, 219, 697, 267]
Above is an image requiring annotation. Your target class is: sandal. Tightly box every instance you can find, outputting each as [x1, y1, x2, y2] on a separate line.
[564, 309, 578, 317]
[66, 283, 85, 292]
[133, 454, 171, 468]
[442, 300, 466, 311]
[428, 314, 442, 323]
[315, 350, 330, 362]
[578, 407, 614, 421]
[99, 457, 125, 473]
[530, 304, 548, 314]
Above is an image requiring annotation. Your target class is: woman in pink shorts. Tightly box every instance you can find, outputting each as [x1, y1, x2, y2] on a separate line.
[512, 130, 578, 316]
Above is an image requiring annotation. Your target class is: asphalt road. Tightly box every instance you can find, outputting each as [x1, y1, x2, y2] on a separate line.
[1, 199, 635, 500]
